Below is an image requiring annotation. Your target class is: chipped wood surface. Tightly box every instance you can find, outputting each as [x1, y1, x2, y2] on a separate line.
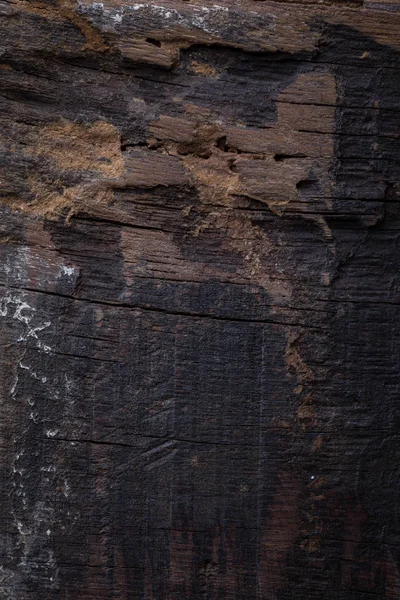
[1, 0, 400, 598]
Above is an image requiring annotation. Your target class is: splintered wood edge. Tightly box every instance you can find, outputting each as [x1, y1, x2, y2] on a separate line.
[74, 0, 400, 57]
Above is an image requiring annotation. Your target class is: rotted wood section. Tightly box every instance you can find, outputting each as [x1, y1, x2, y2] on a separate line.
[1, 0, 400, 598]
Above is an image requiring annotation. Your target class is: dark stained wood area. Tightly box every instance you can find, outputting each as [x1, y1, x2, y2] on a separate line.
[1, 0, 400, 598]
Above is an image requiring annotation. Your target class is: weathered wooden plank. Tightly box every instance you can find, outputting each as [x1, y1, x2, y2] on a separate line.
[1, 0, 400, 598]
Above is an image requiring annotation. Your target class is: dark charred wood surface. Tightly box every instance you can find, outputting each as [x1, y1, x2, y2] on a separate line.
[1, 0, 400, 598]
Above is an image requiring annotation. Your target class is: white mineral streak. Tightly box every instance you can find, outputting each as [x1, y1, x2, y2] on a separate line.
[0, 294, 52, 351]
[0, 247, 79, 592]
[46, 429, 59, 438]
[82, 2, 241, 35]
[1, 290, 59, 588]
[60, 265, 77, 277]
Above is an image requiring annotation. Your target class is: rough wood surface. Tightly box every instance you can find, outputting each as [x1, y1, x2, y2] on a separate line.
[1, 0, 400, 598]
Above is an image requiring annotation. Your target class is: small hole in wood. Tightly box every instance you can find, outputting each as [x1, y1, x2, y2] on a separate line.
[274, 153, 307, 162]
[296, 179, 318, 191]
[228, 159, 238, 173]
[146, 38, 161, 47]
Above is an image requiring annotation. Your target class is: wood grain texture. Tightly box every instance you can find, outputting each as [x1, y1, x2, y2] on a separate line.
[1, 0, 400, 598]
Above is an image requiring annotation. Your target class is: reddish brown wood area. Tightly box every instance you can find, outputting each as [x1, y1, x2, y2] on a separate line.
[1, 0, 400, 598]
